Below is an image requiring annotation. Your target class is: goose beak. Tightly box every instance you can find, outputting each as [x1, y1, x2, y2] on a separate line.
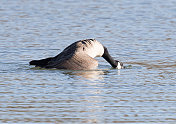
[102, 46, 123, 69]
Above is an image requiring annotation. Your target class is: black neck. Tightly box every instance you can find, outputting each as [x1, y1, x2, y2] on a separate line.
[102, 46, 117, 68]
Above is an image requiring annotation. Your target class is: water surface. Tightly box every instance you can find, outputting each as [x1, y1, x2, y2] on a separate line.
[0, 0, 176, 123]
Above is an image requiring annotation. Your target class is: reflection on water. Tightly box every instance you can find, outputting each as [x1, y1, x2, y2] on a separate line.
[30, 66, 126, 81]
[1, 0, 176, 123]
[62, 67, 126, 80]
[63, 70, 105, 81]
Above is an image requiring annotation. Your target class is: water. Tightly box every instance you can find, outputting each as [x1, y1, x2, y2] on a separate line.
[0, 0, 176, 123]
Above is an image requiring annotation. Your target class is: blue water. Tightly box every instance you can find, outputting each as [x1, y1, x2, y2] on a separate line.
[0, 0, 176, 123]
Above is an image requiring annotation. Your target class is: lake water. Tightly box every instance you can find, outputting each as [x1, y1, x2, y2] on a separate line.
[0, 0, 176, 123]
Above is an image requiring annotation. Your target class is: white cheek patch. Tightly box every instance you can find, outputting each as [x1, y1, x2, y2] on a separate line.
[116, 62, 122, 69]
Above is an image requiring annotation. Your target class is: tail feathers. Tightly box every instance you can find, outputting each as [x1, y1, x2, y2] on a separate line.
[29, 57, 53, 67]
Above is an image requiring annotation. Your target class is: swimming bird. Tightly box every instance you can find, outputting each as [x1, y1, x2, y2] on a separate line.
[29, 39, 123, 70]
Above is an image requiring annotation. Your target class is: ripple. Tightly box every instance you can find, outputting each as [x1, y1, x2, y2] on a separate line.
[1, 0, 176, 123]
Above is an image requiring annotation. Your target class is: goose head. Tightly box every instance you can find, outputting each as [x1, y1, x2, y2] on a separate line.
[115, 60, 124, 69]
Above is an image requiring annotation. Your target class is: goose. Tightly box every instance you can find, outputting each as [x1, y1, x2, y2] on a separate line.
[29, 39, 123, 70]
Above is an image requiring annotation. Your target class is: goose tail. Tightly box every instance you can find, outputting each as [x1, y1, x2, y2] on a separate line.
[29, 57, 53, 67]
